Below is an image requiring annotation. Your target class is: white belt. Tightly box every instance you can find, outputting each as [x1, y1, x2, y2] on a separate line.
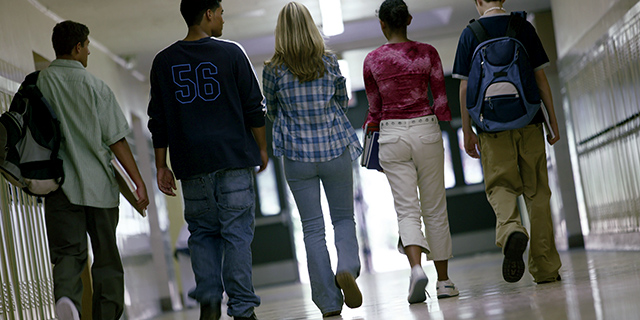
[380, 115, 437, 129]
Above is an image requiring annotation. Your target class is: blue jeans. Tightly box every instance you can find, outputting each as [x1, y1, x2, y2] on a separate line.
[283, 149, 360, 314]
[181, 167, 260, 318]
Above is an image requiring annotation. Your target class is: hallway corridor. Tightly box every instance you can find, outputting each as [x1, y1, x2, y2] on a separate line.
[151, 249, 640, 320]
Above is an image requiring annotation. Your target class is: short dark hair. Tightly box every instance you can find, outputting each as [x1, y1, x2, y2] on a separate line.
[377, 0, 410, 30]
[180, 0, 222, 26]
[52, 20, 89, 57]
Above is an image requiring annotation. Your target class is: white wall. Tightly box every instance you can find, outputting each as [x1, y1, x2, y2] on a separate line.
[551, 0, 640, 58]
[0, 0, 150, 123]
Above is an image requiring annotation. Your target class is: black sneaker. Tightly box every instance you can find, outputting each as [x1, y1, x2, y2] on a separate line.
[200, 302, 221, 320]
[502, 232, 528, 283]
[235, 312, 258, 320]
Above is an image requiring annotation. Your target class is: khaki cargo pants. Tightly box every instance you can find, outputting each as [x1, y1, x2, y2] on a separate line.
[478, 123, 561, 282]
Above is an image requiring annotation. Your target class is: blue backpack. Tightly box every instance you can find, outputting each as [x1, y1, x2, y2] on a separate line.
[466, 12, 541, 132]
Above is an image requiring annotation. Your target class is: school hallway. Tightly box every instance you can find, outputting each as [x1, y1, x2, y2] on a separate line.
[151, 249, 640, 320]
[2, 0, 640, 319]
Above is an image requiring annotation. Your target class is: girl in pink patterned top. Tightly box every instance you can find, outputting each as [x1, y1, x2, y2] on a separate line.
[363, 36, 451, 126]
[363, 0, 459, 303]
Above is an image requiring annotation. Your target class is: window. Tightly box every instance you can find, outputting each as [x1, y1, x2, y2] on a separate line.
[456, 128, 484, 184]
[255, 161, 281, 216]
[443, 131, 456, 188]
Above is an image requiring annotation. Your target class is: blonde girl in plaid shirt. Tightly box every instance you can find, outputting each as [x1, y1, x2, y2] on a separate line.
[263, 2, 363, 318]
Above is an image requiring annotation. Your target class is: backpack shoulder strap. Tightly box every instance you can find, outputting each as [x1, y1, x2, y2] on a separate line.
[9, 71, 40, 115]
[22, 71, 40, 87]
[467, 19, 491, 43]
[22, 71, 57, 119]
[506, 12, 526, 38]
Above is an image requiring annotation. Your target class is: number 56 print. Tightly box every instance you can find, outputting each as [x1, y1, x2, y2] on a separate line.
[172, 62, 221, 104]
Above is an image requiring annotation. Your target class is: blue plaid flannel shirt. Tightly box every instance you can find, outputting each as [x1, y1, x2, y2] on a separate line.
[263, 53, 362, 162]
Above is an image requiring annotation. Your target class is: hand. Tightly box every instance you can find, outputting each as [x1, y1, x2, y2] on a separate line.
[256, 150, 269, 173]
[464, 130, 481, 159]
[135, 183, 150, 215]
[365, 123, 379, 135]
[157, 167, 177, 196]
[547, 123, 560, 145]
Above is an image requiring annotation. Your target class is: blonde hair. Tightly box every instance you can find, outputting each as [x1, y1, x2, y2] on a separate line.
[266, 2, 328, 83]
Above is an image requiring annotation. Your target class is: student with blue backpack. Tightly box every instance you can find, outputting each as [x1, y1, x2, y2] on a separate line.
[453, 0, 562, 284]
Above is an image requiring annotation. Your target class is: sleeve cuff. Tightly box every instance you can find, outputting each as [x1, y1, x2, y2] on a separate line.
[534, 62, 550, 72]
[452, 74, 468, 80]
[247, 115, 266, 128]
[105, 127, 131, 146]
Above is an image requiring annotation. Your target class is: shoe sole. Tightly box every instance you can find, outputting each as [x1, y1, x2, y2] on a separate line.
[437, 289, 459, 299]
[336, 272, 362, 308]
[322, 310, 341, 317]
[502, 232, 528, 283]
[56, 298, 80, 320]
[407, 277, 428, 304]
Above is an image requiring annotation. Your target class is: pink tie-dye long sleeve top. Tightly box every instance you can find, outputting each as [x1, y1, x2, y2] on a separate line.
[363, 41, 451, 127]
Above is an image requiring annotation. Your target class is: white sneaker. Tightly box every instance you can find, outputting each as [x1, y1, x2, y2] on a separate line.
[436, 279, 459, 299]
[407, 265, 428, 304]
[55, 297, 80, 320]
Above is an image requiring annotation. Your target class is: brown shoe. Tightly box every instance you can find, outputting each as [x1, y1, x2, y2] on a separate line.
[336, 272, 362, 308]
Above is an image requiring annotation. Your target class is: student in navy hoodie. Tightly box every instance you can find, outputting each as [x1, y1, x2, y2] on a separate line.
[147, 1, 267, 319]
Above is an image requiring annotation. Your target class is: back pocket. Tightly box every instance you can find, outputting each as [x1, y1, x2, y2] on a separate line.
[419, 132, 442, 144]
[182, 177, 211, 217]
[377, 135, 400, 144]
[217, 168, 254, 211]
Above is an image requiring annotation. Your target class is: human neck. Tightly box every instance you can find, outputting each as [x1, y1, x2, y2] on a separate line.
[384, 30, 410, 44]
[184, 26, 212, 41]
[482, 4, 506, 16]
[56, 54, 83, 65]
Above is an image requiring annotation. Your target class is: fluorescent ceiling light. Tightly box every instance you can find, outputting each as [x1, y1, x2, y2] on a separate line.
[319, 0, 344, 36]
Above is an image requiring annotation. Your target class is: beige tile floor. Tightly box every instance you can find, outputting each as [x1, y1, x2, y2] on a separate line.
[151, 249, 640, 320]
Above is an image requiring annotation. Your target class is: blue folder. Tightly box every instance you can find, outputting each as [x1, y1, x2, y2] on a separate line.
[360, 131, 383, 171]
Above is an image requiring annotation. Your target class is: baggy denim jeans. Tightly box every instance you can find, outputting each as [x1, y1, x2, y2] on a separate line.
[181, 167, 260, 318]
[283, 148, 360, 314]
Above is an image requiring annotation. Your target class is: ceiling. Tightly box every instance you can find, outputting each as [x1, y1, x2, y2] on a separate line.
[31, 0, 552, 84]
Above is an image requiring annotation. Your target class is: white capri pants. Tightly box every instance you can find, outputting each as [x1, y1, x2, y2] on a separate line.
[378, 115, 453, 261]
